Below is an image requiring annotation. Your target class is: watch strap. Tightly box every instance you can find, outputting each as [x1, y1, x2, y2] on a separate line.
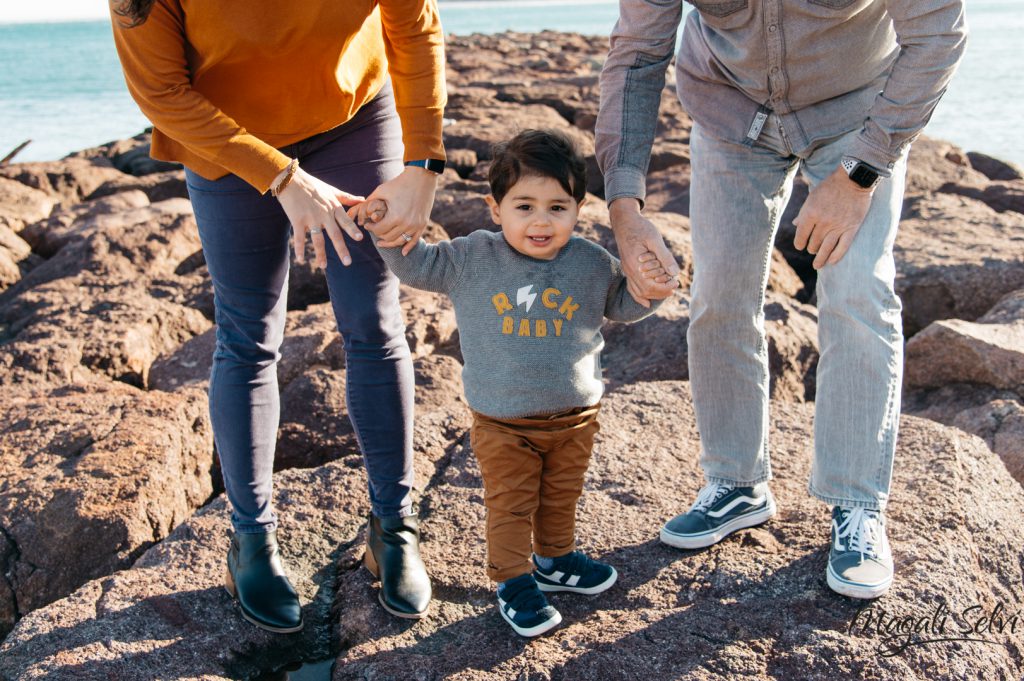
[841, 156, 880, 189]
[405, 158, 446, 174]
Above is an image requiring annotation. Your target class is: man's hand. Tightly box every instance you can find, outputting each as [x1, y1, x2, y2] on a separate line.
[609, 198, 680, 307]
[793, 166, 875, 270]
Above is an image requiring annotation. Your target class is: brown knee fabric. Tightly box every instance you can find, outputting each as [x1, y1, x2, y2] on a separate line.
[470, 404, 600, 583]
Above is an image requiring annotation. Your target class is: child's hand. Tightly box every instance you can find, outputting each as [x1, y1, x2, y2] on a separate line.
[347, 199, 389, 235]
[637, 249, 677, 287]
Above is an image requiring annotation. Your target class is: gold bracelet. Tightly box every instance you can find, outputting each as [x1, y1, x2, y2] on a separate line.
[271, 158, 299, 197]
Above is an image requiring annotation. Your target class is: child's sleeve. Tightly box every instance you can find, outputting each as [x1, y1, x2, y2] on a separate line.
[374, 236, 468, 294]
[604, 254, 665, 322]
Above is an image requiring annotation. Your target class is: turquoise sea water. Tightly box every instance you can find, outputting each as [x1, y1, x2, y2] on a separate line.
[0, 0, 1020, 167]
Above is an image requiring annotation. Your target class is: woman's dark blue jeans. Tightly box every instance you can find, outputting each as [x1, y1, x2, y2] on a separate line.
[185, 84, 414, 534]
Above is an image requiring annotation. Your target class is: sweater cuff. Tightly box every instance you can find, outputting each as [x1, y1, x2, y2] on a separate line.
[215, 133, 293, 194]
[399, 107, 446, 162]
[603, 166, 648, 207]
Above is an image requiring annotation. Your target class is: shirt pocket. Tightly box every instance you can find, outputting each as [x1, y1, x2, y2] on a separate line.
[806, 0, 861, 10]
[687, 0, 753, 28]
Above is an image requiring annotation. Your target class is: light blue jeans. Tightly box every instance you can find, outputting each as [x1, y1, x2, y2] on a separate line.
[687, 116, 907, 512]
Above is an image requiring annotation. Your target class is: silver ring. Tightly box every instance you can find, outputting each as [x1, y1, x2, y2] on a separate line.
[309, 226, 324, 236]
[401, 232, 413, 242]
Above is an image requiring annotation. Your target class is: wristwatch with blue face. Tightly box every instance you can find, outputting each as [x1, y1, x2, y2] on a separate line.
[405, 159, 446, 174]
[841, 156, 881, 189]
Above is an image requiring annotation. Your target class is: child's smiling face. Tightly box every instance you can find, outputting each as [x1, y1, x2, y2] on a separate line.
[485, 174, 582, 260]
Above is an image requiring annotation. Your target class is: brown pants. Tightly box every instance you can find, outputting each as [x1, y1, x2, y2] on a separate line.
[470, 404, 600, 583]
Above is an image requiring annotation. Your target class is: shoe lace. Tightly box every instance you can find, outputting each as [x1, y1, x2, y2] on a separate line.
[690, 482, 734, 514]
[835, 508, 885, 560]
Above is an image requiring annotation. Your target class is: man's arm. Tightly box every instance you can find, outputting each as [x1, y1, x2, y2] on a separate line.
[597, 0, 683, 306]
[794, 0, 967, 269]
[847, 0, 968, 175]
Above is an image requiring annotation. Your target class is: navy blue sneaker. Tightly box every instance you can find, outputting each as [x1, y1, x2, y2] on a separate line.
[533, 551, 618, 595]
[660, 481, 776, 549]
[496, 573, 562, 637]
[827, 506, 893, 599]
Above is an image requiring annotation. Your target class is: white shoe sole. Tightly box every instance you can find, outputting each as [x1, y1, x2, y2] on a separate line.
[499, 606, 562, 637]
[536, 566, 618, 595]
[659, 496, 777, 550]
[826, 564, 892, 600]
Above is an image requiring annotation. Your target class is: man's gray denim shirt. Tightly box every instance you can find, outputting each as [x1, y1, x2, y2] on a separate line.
[596, 0, 968, 204]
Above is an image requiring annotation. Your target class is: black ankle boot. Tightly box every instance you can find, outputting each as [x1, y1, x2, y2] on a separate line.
[364, 513, 431, 619]
[225, 530, 304, 633]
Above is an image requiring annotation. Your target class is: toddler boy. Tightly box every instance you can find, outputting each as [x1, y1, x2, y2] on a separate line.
[365, 129, 667, 637]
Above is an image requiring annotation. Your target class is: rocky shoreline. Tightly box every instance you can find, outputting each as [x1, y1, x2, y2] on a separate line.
[1, 32, 1022, 680]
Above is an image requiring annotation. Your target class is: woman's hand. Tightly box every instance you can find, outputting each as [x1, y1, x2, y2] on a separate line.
[275, 166, 366, 269]
[355, 166, 439, 255]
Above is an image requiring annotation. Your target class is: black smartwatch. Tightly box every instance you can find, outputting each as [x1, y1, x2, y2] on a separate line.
[841, 156, 881, 190]
[405, 158, 446, 174]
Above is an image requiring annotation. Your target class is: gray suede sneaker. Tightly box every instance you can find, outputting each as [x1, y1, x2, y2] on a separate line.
[660, 481, 776, 549]
[826, 506, 893, 599]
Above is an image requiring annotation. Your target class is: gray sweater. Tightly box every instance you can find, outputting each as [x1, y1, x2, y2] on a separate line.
[377, 230, 658, 418]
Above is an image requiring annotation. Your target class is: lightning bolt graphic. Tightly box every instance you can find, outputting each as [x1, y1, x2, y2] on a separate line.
[517, 285, 537, 312]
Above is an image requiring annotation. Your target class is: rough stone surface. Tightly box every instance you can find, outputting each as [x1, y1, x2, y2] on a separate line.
[0, 178, 55, 232]
[0, 461, 370, 681]
[967, 151, 1024, 182]
[87, 169, 188, 203]
[0, 158, 129, 206]
[904, 384, 1024, 488]
[3, 383, 1022, 680]
[903, 289, 1024, 487]
[0, 381, 213, 639]
[18, 190, 151, 257]
[905, 319, 1024, 391]
[0, 225, 38, 292]
[0, 199, 212, 388]
[895, 193, 1024, 336]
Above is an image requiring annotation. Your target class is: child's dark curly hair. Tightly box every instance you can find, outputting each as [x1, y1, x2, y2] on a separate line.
[488, 129, 587, 204]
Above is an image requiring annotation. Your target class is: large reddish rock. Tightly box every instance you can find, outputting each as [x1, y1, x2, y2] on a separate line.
[903, 136, 989, 197]
[18, 189, 150, 257]
[0, 225, 38, 291]
[86, 169, 188, 203]
[967, 151, 1024, 182]
[3, 382, 1022, 679]
[906, 289, 1024, 391]
[0, 199, 211, 388]
[904, 290, 1024, 486]
[430, 177, 491, 239]
[904, 319, 1024, 391]
[444, 101, 594, 166]
[0, 177, 55, 232]
[894, 192, 1024, 336]
[0, 381, 213, 639]
[904, 384, 1024, 488]
[0, 460, 371, 680]
[0, 158, 129, 206]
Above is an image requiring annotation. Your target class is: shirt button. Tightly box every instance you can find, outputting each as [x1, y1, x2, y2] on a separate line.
[771, 66, 780, 74]
[768, 24, 777, 32]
